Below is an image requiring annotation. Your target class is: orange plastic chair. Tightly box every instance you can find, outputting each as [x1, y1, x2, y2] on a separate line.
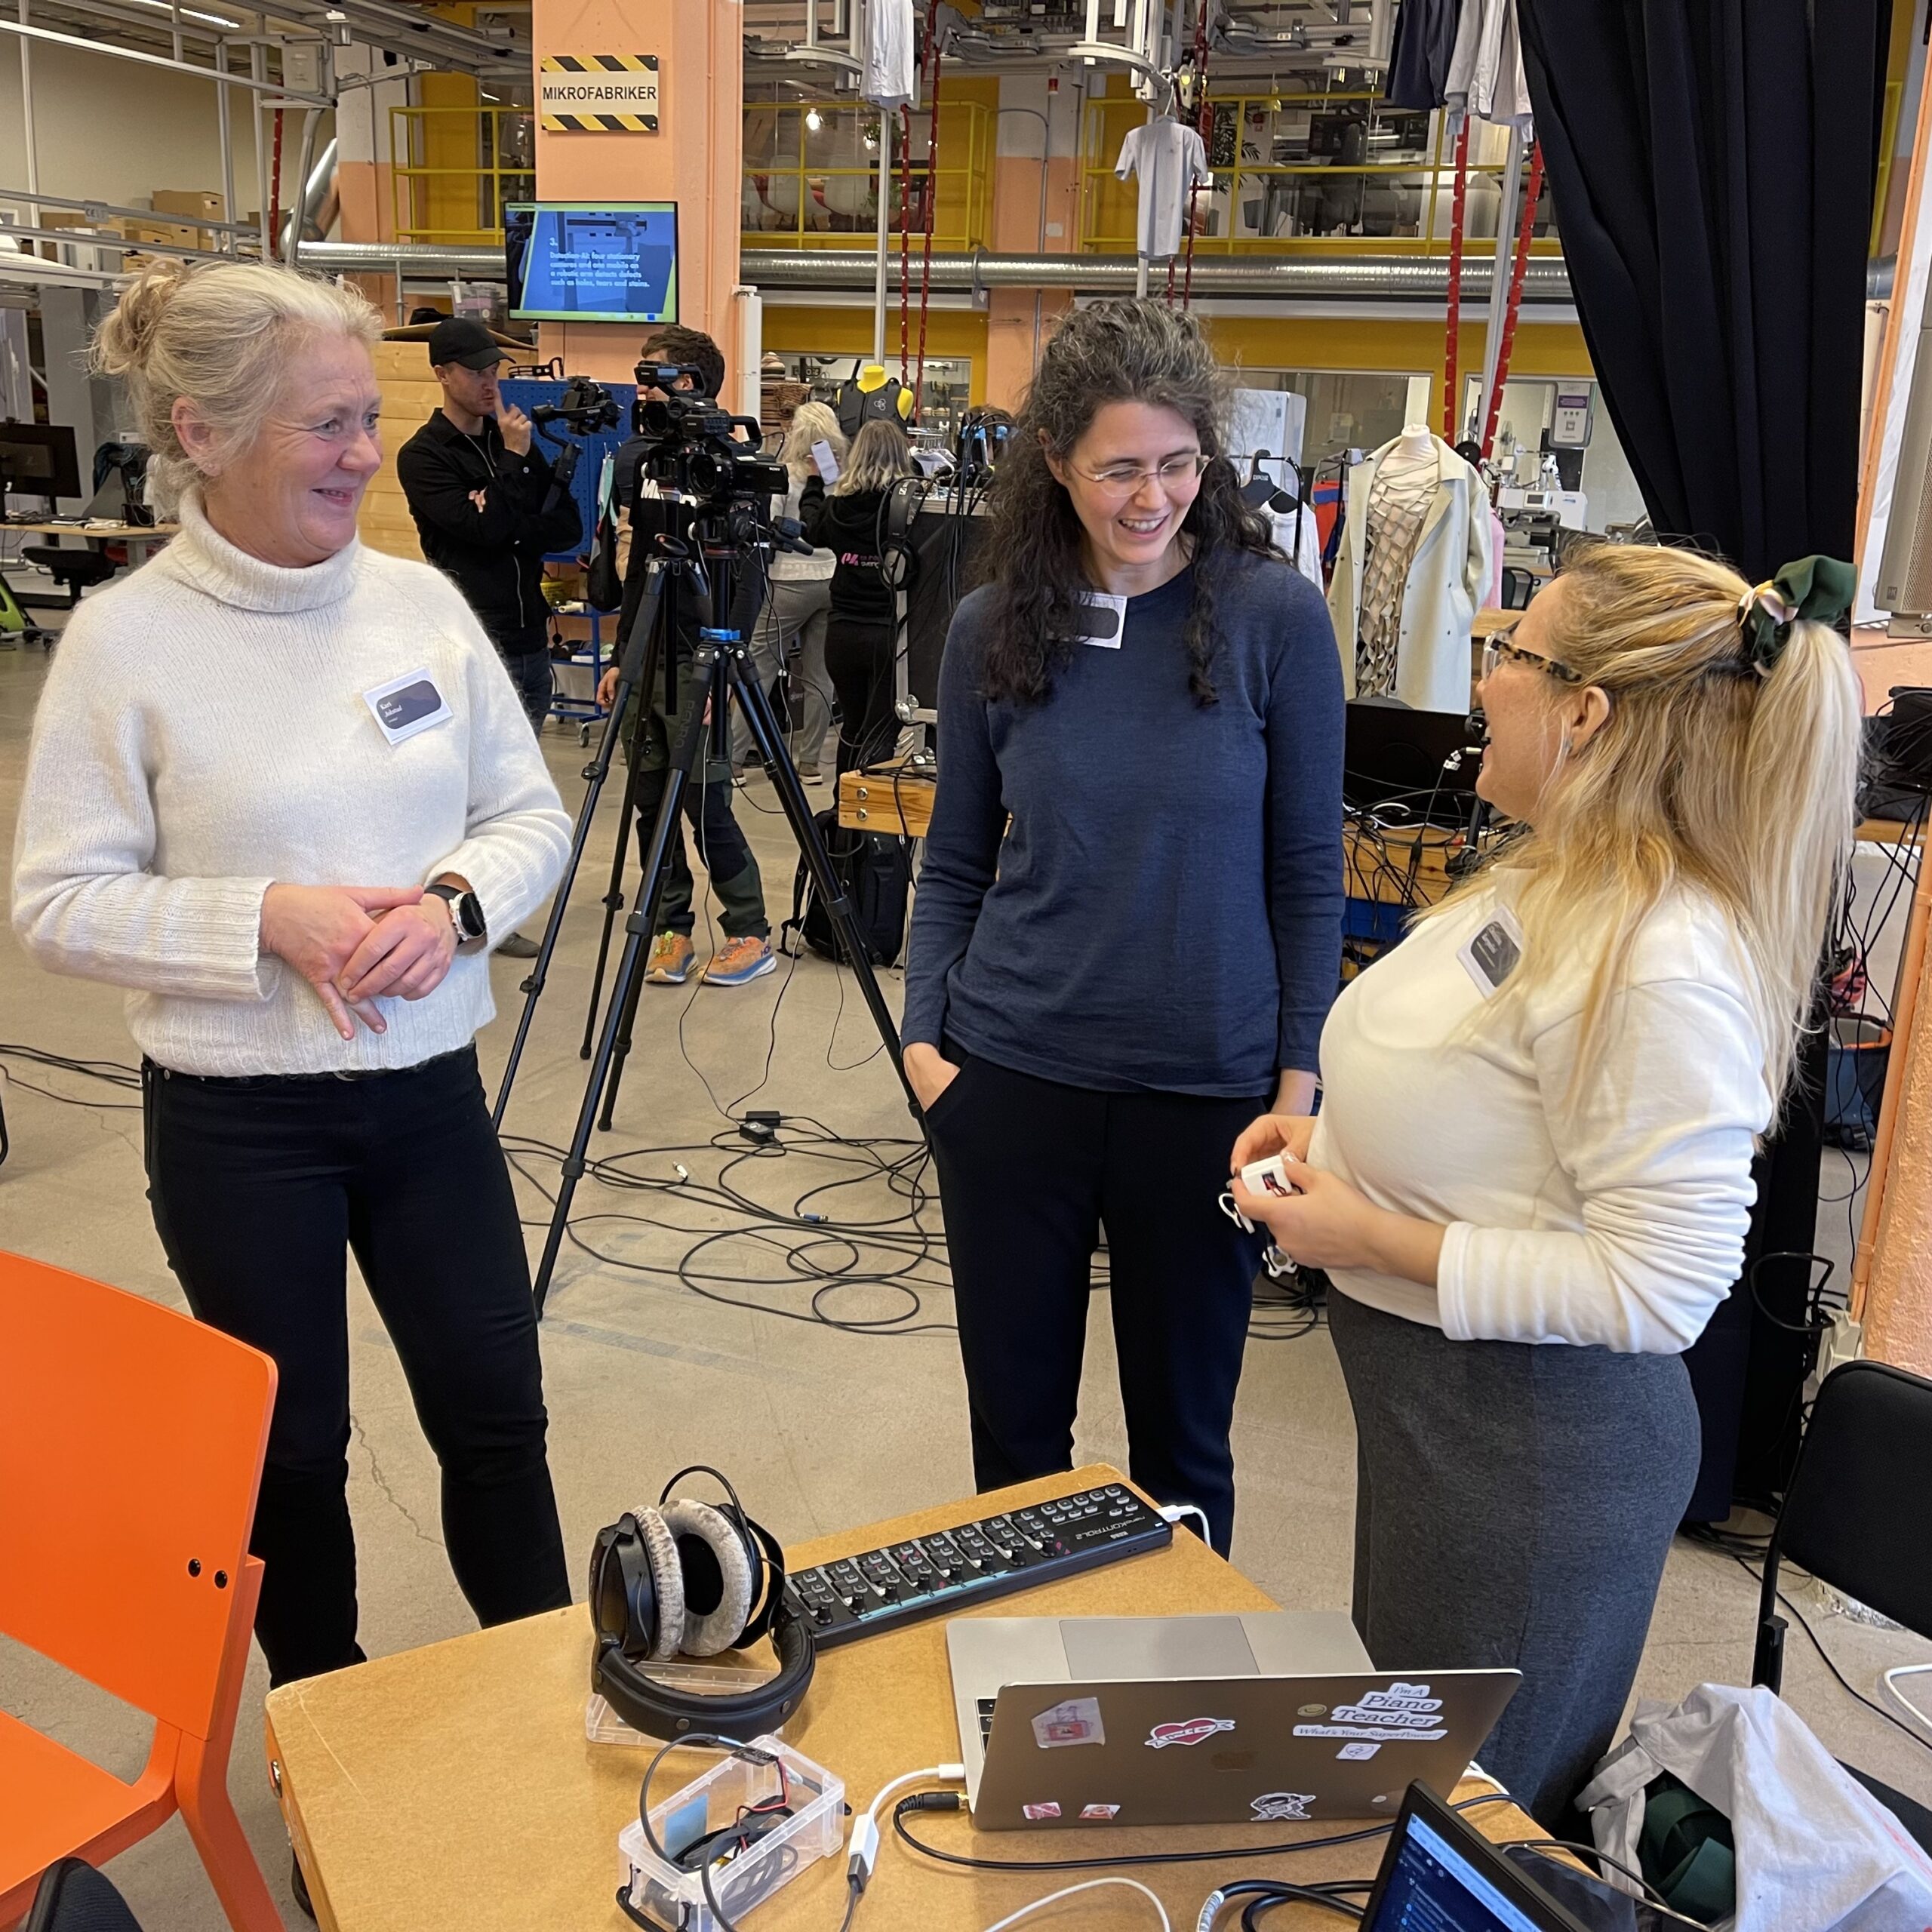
[0, 1251, 282, 1931]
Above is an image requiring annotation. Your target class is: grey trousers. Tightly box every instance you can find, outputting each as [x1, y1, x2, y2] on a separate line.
[1327, 1287, 1701, 1828]
[755, 575, 835, 768]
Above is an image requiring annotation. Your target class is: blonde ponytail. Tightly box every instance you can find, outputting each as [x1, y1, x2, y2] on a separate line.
[1423, 543, 1863, 1109]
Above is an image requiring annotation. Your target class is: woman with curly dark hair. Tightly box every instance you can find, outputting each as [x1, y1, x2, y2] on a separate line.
[902, 300, 1344, 1552]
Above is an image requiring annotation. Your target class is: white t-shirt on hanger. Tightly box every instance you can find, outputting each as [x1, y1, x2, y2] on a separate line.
[1115, 118, 1212, 260]
[862, 0, 916, 109]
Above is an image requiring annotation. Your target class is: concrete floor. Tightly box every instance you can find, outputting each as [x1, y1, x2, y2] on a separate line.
[2, 632, 1929, 1929]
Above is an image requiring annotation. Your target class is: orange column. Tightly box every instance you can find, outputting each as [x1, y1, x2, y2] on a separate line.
[984, 75, 1081, 411]
[531, 0, 743, 386]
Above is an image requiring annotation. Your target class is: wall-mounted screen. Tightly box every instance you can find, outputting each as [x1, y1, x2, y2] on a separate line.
[505, 202, 678, 325]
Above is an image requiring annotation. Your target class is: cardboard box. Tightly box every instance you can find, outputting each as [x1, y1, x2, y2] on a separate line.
[151, 190, 223, 249]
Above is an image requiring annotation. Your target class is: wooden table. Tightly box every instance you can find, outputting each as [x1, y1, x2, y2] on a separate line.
[4, 519, 178, 567]
[263, 1466, 1534, 1932]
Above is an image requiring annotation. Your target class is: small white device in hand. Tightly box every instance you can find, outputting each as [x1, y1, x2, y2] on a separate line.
[1219, 1151, 1300, 1278]
[810, 438, 840, 484]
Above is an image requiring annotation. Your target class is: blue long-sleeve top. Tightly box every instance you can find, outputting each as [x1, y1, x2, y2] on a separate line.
[903, 551, 1345, 1097]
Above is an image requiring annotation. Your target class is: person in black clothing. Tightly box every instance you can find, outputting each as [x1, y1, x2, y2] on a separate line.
[397, 316, 583, 735]
[799, 417, 914, 775]
[593, 325, 776, 989]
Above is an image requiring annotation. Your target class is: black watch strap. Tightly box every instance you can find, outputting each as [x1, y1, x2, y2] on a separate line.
[424, 881, 487, 943]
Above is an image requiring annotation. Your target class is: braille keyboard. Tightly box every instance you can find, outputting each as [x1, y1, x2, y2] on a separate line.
[783, 1481, 1173, 1648]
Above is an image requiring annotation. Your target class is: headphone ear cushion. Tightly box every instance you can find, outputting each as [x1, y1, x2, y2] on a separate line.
[660, 1498, 755, 1657]
[632, 1505, 685, 1660]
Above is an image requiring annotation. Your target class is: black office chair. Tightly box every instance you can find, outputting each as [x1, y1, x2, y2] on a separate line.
[20, 544, 115, 605]
[23, 1859, 147, 1932]
[1750, 1358, 1932, 1848]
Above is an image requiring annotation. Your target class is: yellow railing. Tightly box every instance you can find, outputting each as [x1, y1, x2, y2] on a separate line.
[743, 98, 992, 251]
[390, 103, 536, 245]
[1081, 91, 1558, 256]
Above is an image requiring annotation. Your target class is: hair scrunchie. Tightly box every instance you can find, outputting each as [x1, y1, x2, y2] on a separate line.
[1737, 555, 1856, 674]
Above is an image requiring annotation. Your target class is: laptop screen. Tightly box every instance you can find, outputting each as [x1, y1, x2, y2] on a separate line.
[1367, 1809, 1555, 1931]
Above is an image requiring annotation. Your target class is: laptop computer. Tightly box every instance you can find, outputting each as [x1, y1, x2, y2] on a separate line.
[1359, 1781, 1592, 1930]
[947, 1614, 1518, 1832]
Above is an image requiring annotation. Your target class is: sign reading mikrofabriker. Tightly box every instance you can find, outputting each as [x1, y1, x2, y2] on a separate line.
[540, 54, 660, 133]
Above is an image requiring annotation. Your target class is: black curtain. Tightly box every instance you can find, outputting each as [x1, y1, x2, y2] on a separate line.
[1517, 0, 1889, 580]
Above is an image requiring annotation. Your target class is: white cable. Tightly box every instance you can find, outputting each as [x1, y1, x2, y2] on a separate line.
[848, 1762, 965, 1889]
[1158, 1503, 1214, 1545]
[980, 1878, 1171, 1932]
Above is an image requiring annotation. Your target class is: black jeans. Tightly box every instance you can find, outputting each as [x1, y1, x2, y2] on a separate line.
[825, 617, 897, 775]
[486, 614, 553, 734]
[142, 1047, 570, 1686]
[924, 1044, 1270, 1553]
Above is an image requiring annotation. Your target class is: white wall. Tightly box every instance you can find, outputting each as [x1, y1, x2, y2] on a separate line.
[0, 38, 263, 213]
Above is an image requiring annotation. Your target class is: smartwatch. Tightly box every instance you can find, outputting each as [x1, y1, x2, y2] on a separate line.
[423, 881, 487, 949]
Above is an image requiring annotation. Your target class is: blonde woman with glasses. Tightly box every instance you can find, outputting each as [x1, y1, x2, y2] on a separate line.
[1231, 545, 1863, 1827]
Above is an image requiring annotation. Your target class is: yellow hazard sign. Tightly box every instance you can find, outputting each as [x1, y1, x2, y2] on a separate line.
[540, 54, 660, 133]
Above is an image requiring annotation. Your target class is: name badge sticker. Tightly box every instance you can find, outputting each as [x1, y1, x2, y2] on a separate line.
[363, 668, 451, 746]
[1457, 905, 1524, 998]
[1072, 591, 1128, 648]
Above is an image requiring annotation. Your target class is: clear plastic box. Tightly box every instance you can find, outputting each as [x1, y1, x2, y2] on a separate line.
[617, 1736, 844, 1932]
[585, 1662, 785, 1749]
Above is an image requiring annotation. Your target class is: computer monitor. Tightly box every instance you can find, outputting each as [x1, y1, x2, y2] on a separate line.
[0, 422, 82, 503]
[1344, 698, 1484, 820]
[1361, 1783, 1590, 1932]
[505, 203, 678, 325]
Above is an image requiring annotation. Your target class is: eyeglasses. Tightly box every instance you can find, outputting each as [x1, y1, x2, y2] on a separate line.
[1069, 452, 1211, 497]
[1481, 627, 1583, 685]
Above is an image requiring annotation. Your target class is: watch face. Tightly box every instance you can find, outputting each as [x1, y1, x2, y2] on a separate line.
[458, 893, 488, 940]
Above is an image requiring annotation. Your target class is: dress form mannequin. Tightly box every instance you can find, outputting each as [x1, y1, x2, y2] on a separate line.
[1355, 425, 1443, 695]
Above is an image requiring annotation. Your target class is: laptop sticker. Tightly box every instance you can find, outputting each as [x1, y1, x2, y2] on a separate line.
[1032, 1697, 1105, 1750]
[1457, 906, 1524, 997]
[363, 669, 452, 746]
[1292, 1681, 1447, 1743]
[1337, 1742, 1381, 1761]
[1021, 1801, 1061, 1821]
[1251, 1792, 1316, 1822]
[1079, 1804, 1121, 1822]
[1146, 1717, 1235, 1749]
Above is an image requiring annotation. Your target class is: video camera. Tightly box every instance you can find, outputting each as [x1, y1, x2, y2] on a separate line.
[631, 362, 787, 509]
[531, 374, 620, 435]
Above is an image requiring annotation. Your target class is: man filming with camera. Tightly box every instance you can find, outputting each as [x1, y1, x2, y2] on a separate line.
[595, 324, 777, 989]
[399, 318, 583, 737]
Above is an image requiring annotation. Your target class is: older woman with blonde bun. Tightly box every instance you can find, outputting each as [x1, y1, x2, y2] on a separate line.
[1231, 543, 1863, 1826]
[12, 260, 574, 1686]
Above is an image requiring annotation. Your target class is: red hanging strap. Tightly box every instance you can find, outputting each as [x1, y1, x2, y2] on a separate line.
[912, 0, 942, 416]
[1480, 138, 1546, 461]
[269, 108, 285, 255]
[1441, 114, 1472, 443]
[1181, 100, 1211, 311]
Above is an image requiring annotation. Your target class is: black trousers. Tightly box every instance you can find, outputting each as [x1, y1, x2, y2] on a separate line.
[142, 1047, 570, 1686]
[825, 616, 897, 775]
[924, 1044, 1270, 1553]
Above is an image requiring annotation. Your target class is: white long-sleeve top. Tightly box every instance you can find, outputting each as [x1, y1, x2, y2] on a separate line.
[1309, 883, 1774, 1353]
[11, 494, 571, 1077]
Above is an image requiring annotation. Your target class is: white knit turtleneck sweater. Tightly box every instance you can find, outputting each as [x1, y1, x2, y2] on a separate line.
[11, 496, 571, 1076]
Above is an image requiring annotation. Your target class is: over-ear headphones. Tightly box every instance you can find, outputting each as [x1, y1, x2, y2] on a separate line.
[588, 1466, 815, 1740]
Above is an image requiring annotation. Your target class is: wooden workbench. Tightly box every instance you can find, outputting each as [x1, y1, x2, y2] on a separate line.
[4, 519, 177, 566]
[264, 1466, 1531, 1931]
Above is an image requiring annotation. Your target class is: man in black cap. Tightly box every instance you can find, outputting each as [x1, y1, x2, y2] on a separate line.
[398, 315, 583, 956]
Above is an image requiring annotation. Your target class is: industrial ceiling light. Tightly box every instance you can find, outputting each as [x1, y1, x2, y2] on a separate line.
[121, 0, 245, 28]
[805, 106, 823, 131]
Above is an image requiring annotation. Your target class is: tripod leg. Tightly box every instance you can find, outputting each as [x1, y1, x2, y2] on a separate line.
[494, 579, 668, 1127]
[579, 702, 651, 1060]
[728, 651, 916, 1114]
[533, 648, 721, 1314]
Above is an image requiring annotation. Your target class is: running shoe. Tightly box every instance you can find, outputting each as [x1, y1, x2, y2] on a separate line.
[703, 935, 777, 986]
[645, 931, 695, 985]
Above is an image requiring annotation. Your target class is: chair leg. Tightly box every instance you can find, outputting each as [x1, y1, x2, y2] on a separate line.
[177, 1557, 285, 1932]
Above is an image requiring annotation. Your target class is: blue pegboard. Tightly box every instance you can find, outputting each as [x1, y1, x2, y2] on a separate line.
[500, 376, 638, 560]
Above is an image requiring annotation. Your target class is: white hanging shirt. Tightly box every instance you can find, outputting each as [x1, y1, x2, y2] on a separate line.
[862, 0, 917, 109]
[1444, 0, 1534, 132]
[1115, 119, 1212, 260]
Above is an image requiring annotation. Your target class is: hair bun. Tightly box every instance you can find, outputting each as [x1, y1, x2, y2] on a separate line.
[91, 259, 195, 380]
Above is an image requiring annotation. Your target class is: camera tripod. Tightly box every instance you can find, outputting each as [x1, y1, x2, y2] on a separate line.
[495, 509, 917, 1315]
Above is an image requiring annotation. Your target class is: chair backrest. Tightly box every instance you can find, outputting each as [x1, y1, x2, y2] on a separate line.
[1775, 1358, 1932, 1641]
[0, 1252, 275, 1740]
[24, 1858, 148, 1932]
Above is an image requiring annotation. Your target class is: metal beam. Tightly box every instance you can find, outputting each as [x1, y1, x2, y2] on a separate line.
[0, 13, 330, 97]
